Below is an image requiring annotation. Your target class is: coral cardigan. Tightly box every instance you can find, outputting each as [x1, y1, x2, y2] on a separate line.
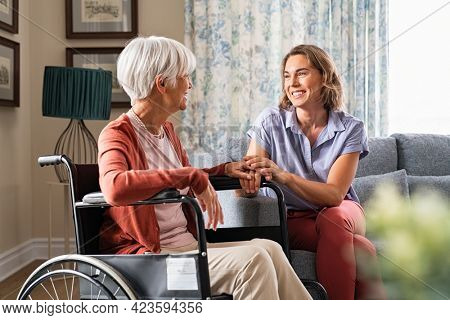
[98, 114, 226, 254]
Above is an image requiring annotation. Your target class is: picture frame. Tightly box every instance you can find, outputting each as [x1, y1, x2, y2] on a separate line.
[66, 47, 129, 108]
[66, 0, 137, 39]
[0, 0, 18, 34]
[0, 36, 19, 107]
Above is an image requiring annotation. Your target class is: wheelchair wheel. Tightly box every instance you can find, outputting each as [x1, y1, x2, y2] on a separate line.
[17, 255, 137, 300]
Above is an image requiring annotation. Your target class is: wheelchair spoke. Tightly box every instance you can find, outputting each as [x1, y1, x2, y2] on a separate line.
[96, 287, 103, 300]
[90, 266, 93, 299]
[47, 271, 59, 300]
[70, 275, 76, 300]
[94, 273, 107, 300]
[61, 263, 70, 300]
[70, 262, 76, 300]
[40, 283, 55, 300]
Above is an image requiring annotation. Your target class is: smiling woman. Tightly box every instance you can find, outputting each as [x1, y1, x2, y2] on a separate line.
[243, 44, 386, 300]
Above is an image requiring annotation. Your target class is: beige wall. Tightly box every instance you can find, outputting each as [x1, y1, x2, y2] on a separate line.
[0, 0, 185, 254]
[0, 0, 32, 253]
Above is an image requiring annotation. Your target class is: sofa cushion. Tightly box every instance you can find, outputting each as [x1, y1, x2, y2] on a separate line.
[291, 250, 317, 280]
[353, 169, 409, 208]
[392, 133, 450, 176]
[356, 137, 397, 177]
[408, 175, 450, 199]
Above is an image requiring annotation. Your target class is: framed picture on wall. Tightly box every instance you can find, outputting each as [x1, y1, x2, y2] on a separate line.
[65, 0, 137, 39]
[66, 47, 129, 108]
[0, 0, 18, 33]
[0, 36, 19, 107]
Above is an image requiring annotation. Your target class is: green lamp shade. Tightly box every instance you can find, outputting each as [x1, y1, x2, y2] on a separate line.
[42, 66, 112, 120]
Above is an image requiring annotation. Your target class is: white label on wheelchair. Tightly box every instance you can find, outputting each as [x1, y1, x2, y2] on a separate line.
[166, 257, 198, 290]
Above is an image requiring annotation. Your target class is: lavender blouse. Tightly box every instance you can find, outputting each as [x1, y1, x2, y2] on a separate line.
[247, 107, 369, 211]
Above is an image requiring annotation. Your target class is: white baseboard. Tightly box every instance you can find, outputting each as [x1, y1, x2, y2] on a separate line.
[0, 238, 76, 282]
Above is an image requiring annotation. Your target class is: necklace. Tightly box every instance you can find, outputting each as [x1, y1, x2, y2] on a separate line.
[129, 109, 164, 139]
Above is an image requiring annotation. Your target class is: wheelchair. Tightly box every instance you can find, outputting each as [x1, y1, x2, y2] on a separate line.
[18, 154, 315, 300]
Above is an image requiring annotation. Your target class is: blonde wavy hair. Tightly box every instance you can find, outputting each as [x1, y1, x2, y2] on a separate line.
[279, 45, 344, 111]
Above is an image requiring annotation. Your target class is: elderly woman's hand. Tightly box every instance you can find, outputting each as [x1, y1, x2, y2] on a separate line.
[194, 180, 224, 230]
[224, 161, 252, 180]
[244, 156, 287, 184]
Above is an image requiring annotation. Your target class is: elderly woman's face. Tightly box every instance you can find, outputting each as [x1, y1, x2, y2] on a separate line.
[166, 74, 192, 111]
[283, 54, 323, 109]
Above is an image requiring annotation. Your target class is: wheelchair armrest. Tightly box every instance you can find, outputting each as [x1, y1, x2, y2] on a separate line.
[209, 176, 241, 190]
[209, 175, 268, 191]
[82, 191, 106, 204]
[80, 188, 181, 207]
[81, 175, 265, 204]
[81, 176, 247, 204]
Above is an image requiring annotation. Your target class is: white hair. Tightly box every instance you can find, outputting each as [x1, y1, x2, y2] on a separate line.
[116, 36, 196, 103]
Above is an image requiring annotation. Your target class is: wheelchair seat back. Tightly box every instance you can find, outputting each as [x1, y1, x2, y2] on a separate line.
[71, 163, 104, 255]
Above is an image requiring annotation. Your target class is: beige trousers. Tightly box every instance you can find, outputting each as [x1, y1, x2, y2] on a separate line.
[161, 239, 312, 300]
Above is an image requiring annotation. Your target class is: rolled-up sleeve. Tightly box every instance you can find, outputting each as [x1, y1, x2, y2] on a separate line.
[341, 121, 369, 159]
[247, 111, 272, 155]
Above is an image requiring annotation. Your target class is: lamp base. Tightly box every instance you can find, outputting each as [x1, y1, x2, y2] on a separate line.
[54, 119, 98, 183]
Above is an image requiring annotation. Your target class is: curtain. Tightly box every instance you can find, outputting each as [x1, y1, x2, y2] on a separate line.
[182, 0, 388, 154]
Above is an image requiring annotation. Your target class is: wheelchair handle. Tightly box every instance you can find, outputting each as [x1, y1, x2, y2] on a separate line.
[38, 155, 65, 167]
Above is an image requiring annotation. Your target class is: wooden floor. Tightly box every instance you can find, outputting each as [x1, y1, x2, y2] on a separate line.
[0, 260, 45, 300]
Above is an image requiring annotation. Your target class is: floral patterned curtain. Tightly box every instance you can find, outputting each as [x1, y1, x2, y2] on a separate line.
[182, 0, 388, 154]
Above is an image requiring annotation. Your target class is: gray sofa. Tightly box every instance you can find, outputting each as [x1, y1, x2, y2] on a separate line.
[190, 133, 450, 295]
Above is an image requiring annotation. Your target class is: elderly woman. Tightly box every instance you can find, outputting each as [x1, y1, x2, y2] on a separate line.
[241, 45, 385, 299]
[97, 36, 311, 300]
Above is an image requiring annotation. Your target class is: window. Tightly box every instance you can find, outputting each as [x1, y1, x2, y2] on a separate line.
[388, 0, 450, 134]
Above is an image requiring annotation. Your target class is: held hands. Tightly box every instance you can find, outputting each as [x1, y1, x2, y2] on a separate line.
[244, 155, 287, 184]
[225, 160, 259, 194]
[239, 169, 261, 194]
[193, 158, 282, 229]
[225, 157, 287, 196]
[194, 180, 223, 231]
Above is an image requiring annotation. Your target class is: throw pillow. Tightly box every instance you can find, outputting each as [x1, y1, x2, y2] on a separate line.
[356, 137, 397, 177]
[353, 169, 409, 208]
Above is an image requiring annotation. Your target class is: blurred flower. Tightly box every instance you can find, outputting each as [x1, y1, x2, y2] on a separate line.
[363, 183, 450, 299]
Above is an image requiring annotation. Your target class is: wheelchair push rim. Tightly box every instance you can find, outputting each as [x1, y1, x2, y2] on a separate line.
[17, 254, 137, 300]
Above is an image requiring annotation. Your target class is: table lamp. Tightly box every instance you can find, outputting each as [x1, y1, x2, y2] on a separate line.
[42, 66, 112, 182]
